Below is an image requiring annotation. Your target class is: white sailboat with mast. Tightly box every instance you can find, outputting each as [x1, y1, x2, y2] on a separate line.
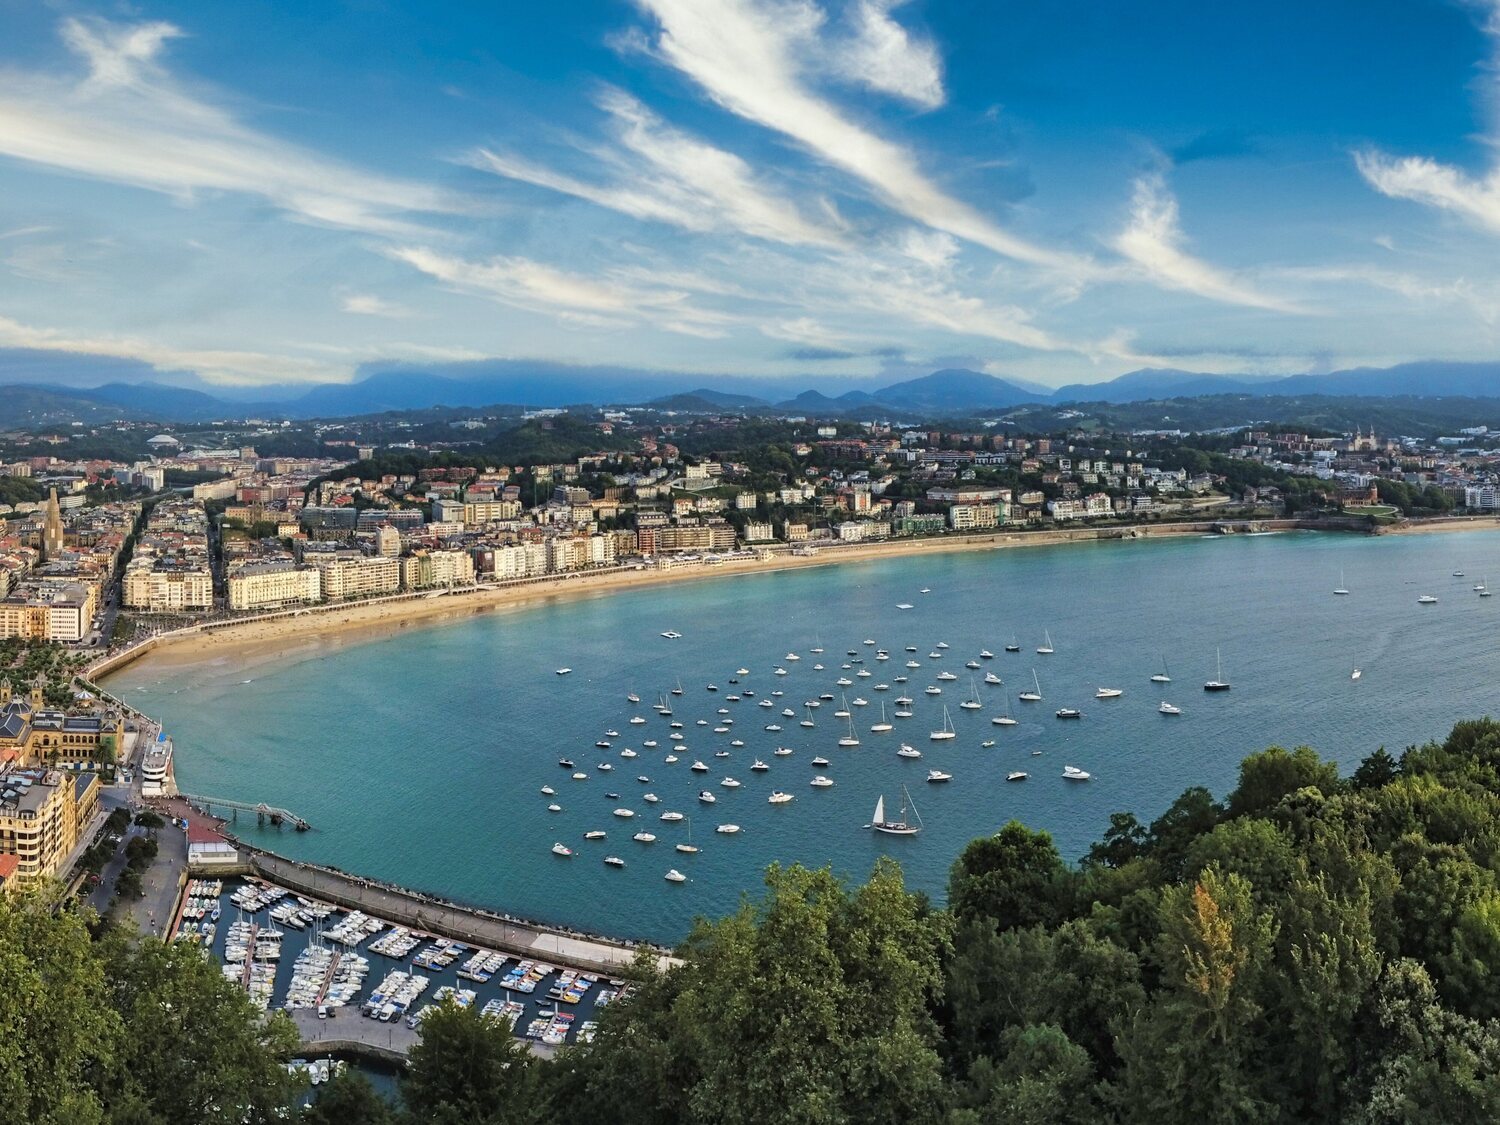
[930, 705, 956, 741]
[1334, 569, 1350, 596]
[1204, 648, 1231, 692]
[1036, 630, 1055, 655]
[869, 785, 923, 835]
[1150, 656, 1171, 684]
[870, 702, 893, 733]
[1018, 669, 1042, 702]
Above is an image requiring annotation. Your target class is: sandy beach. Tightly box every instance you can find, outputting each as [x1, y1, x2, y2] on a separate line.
[97, 515, 1340, 677]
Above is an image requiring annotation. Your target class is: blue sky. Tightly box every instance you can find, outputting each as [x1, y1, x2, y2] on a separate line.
[2, 0, 1500, 391]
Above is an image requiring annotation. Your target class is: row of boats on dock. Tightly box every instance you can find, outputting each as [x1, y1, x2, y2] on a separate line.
[176, 878, 630, 1046]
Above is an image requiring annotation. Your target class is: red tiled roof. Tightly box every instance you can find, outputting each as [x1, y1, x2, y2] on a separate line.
[0, 855, 19, 882]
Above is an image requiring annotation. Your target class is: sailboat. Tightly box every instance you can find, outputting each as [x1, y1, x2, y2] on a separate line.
[1204, 648, 1231, 692]
[671, 678, 684, 696]
[870, 702, 893, 733]
[869, 786, 922, 835]
[838, 714, 861, 747]
[959, 678, 983, 710]
[992, 694, 1018, 726]
[801, 707, 816, 728]
[1150, 657, 1171, 684]
[1004, 635, 1021, 653]
[1351, 663, 1362, 681]
[1036, 630, 1055, 655]
[675, 818, 699, 854]
[1334, 569, 1350, 596]
[1018, 669, 1042, 702]
[930, 705, 956, 741]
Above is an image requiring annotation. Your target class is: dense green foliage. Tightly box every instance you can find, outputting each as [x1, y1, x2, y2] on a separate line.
[17, 718, 1500, 1123]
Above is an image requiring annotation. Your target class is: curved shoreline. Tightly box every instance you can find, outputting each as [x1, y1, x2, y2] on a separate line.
[93, 516, 1380, 677]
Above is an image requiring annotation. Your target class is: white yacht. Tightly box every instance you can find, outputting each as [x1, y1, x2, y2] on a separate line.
[1062, 766, 1091, 781]
[1418, 594, 1438, 604]
[632, 831, 656, 843]
[810, 775, 834, 788]
[926, 769, 952, 783]
[1095, 687, 1123, 699]
[1006, 771, 1028, 782]
[897, 743, 922, 759]
[1159, 701, 1181, 715]
[716, 824, 740, 834]
[664, 870, 686, 883]
[551, 842, 573, 856]
[768, 791, 794, 804]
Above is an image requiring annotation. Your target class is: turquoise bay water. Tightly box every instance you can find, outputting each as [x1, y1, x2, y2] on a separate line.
[110, 531, 1500, 944]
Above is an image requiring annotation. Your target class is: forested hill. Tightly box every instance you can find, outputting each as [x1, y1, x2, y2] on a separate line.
[17, 719, 1500, 1123]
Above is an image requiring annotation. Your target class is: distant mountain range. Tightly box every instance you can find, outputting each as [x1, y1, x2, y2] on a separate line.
[4, 359, 1500, 425]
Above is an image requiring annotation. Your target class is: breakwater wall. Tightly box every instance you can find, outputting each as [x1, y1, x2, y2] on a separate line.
[236, 843, 675, 976]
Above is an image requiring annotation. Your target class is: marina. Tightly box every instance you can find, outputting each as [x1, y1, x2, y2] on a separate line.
[113, 529, 1500, 943]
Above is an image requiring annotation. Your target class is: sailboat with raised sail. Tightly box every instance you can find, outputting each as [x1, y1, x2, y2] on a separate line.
[1334, 569, 1350, 596]
[1018, 669, 1043, 702]
[838, 714, 861, 748]
[869, 785, 922, 835]
[1036, 630, 1055, 655]
[930, 705, 956, 741]
[1204, 648, 1231, 692]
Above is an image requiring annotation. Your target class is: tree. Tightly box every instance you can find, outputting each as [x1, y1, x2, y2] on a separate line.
[0, 893, 118, 1125]
[949, 822, 1071, 930]
[1227, 746, 1340, 818]
[402, 997, 540, 1125]
[564, 861, 950, 1125]
[1346, 959, 1500, 1122]
[302, 1069, 393, 1125]
[98, 934, 299, 1124]
[1085, 812, 1148, 869]
[1145, 787, 1223, 882]
[1353, 748, 1399, 790]
[1113, 869, 1280, 1124]
[950, 1025, 1101, 1125]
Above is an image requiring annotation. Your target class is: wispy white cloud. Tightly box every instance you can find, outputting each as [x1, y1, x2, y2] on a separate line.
[1113, 173, 1303, 313]
[388, 246, 737, 337]
[0, 314, 345, 385]
[1356, 151, 1500, 237]
[340, 294, 411, 318]
[835, 0, 945, 110]
[0, 17, 472, 236]
[470, 88, 846, 248]
[1355, 3, 1500, 237]
[1276, 263, 1500, 324]
[630, 0, 1093, 275]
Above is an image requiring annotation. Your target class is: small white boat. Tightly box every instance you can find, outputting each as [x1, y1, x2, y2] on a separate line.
[1006, 771, 1028, 782]
[810, 775, 834, 788]
[551, 842, 573, 856]
[632, 831, 656, 843]
[751, 760, 769, 771]
[572, 772, 588, 780]
[1351, 668, 1362, 681]
[1062, 765, 1091, 781]
[540, 785, 555, 796]
[774, 746, 794, 756]
[1055, 708, 1082, 720]
[896, 603, 914, 610]
[620, 748, 638, 758]
[924, 686, 942, 696]
[721, 777, 741, 788]
[811, 756, 830, 767]
[984, 672, 1002, 685]
[584, 830, 606, 840]
[629, 716, 647, 725]
[1095, 687, 1123, 699]
[1418, 594, 1438, 604]
[838, 715, 860, 747]
[627, 692, 641, 703]
[1151, 656, 1171, 684]
[555, 668, 573, 676]
[992, 692, 1018, 726]
[869, 787, 922, 835]
[663, 755, 678, 763]
[660, 811, 685, 822]
[897, 743, 922, 759]
[604, 856, 625, 867]
[643, 793, 660, 803]
[613, 808, 634, 818]
[665, 869, 687, 883]
[691, 761, 708, 772]
[736, 667, 750, 676]
[1159, 701, 1181, 715]
[547, 803, 562, 812]
[698, 790, 717, 803]
[1036, 631, 1055, 655]
[926, 769, 952, 783]
[1019, 670, 1043, 702]
[768, 791, 794, 804]
[870, 702, 894, 733]
[1334, 569, 1350, 596]
[716, 824, 740, 834]
[979, 649, 994, 659]
[1204, 648, 1231, 692]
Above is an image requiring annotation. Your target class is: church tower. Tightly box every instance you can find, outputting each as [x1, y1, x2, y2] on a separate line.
[41, 488, 64, 560]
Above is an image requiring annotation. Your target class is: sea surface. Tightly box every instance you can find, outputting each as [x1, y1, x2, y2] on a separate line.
[109, 530, 1500, 944]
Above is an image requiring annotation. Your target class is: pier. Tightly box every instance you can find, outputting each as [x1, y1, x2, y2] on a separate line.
[180, 794, 312, 831]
